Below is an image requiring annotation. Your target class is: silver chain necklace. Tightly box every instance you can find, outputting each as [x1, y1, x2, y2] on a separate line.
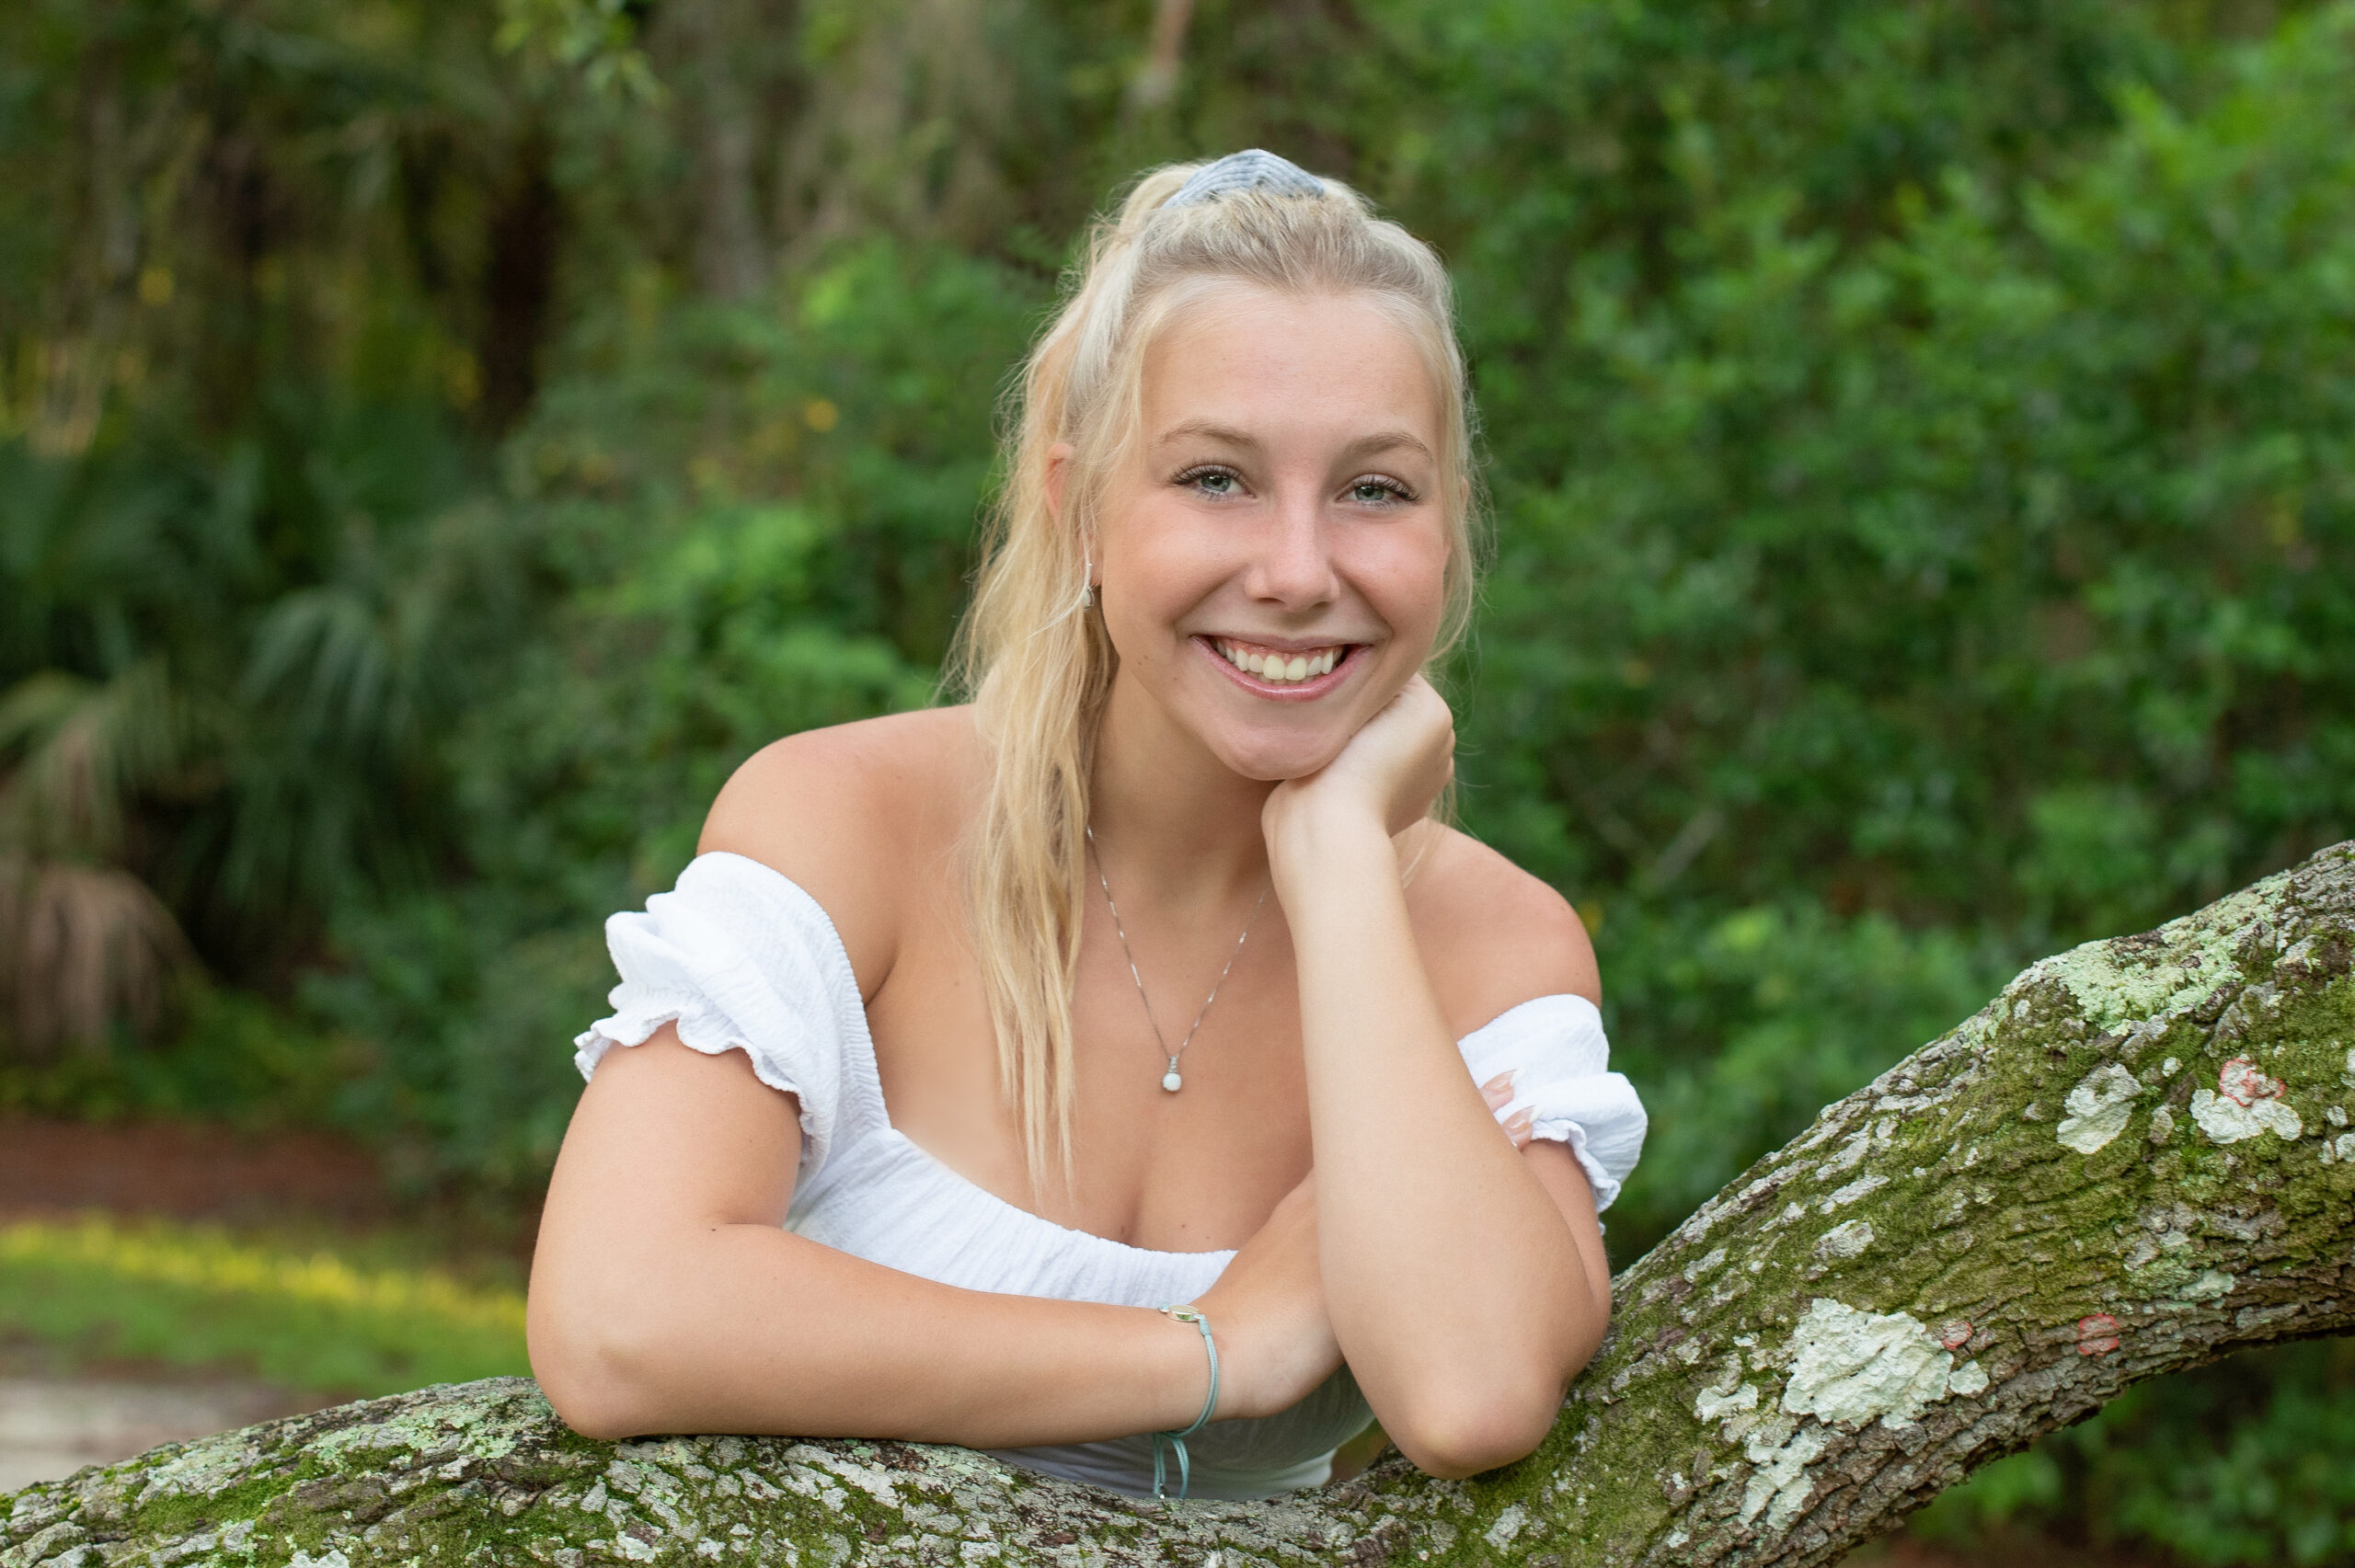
[1086, 826, 1269, 1093]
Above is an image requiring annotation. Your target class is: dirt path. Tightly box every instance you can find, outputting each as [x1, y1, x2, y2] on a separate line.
[0, 1373, 320, 1494]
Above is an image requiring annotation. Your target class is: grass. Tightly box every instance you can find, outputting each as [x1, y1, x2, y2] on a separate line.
[0, 1212, 530, 1399]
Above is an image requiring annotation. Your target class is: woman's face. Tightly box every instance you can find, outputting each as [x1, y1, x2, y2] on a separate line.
[1089, 285, 1453, 783]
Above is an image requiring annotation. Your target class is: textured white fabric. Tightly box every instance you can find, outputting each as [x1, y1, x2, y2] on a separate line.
[1454, 992, 1643, 1210]
[574, 850, 1648, 1496]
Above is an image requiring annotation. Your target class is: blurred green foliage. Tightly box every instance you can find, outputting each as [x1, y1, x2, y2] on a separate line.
[3, 0, 2352, 1555]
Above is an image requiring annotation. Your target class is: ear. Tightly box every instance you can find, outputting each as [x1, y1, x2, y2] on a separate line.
[1045, 441, 1076, 523]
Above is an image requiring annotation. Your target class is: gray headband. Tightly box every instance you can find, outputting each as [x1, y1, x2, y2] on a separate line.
[1162, 149, 1325, 209]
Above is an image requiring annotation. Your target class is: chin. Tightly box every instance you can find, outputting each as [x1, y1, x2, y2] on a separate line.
[1207, 727, 1350, 784]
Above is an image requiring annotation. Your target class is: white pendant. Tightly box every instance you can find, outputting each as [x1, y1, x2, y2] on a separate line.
[1162, 1070, 1183, 1093]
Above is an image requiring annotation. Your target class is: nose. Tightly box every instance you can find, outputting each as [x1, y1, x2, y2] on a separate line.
[1245, 487, 1340, 611]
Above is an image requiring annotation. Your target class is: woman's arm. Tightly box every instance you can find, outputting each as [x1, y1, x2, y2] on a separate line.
[532, 715, 1340, 1446]
[529, 1026, 1230, 1445]
[1263, 677, 1613, 1478]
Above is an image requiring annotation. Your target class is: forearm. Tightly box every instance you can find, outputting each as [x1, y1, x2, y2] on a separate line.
[534, 1028, 1223, 1449]
[529, 1221, 1211, 1447]
[1275, 815, 1603, 1465]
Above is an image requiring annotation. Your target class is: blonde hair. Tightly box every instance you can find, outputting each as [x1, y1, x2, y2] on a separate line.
[946, 158, 1482, 1191]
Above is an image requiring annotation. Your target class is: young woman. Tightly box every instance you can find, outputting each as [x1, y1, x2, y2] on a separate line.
[527, 151, 1647, 1502]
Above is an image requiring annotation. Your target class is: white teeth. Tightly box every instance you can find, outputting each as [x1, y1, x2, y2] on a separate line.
[1216, 640, 1345, 682]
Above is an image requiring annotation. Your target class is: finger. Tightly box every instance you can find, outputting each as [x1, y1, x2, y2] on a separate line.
[1480, 1070, 1517, 1110]
[1502, 1107, 1536, 1150]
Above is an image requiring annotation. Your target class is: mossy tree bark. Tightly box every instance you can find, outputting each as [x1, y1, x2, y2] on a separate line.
[10, 845, 2355, 1568]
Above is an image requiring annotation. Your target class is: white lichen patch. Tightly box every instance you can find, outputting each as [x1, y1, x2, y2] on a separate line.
[1816, 1220, 1875, 1261]
[1821, 1173, 1890, 1213]
[307, 1390, 537, 1468]
[2191, 1089, 2303, 1144]
[132, 1433, 267, 1502]
[1482, 1505, 1528, 1550]
[2165, 1269, 2237, 1306]
[2035, 882, 2272, 1029]
[1781, 1299, 1970, 1430]
[1684, 1246, 1729, 1283]
[1823, 1130, 1873, 1175]
[787, 1445, 906, 1509]
[2150, 1105, 2176, 1144]
[1946, 1360, 1990, 1397]
[1695, 1381, 1761, 1424]
[1740, 1417, 1829, 1529]
[2057, 1063, 2144, 1154]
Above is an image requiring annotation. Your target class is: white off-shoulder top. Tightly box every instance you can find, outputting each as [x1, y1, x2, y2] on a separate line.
[574, 851, 1647, 1500]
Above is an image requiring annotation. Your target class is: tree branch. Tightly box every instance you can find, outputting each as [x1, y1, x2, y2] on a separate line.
[9, 844, 2354, 1567]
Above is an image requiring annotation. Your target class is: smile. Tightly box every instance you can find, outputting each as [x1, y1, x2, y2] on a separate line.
[1201, 635, 1364, 696]
[1214, 636, 1344, 681]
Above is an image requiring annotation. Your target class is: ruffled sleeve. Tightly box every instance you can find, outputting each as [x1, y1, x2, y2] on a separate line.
[1456, 994, 1647, 1211]
[573, 853, 869, 1180]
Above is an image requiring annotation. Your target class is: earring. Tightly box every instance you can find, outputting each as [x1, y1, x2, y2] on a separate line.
[1079, 554, 1096, 611]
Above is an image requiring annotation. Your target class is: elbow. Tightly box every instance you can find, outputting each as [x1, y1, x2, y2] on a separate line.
[1383, 1386, 1562, 1481]
[539, 1377, 645, 1444]
[1374, 1302, 1608, 1480]
[526, 1290, 665, 1440]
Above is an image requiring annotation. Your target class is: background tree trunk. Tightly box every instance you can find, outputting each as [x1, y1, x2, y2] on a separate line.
[8, 843, 2353, 1568]
[663, 0, 776, 302]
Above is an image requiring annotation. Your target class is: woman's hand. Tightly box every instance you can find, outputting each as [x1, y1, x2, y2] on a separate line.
[1189, 1172, 1340, 1421]
[1261, 673, 1455, 870]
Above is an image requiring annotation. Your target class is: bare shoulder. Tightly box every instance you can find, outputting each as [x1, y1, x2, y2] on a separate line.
[699, 706, 982, 995]
[1406, 824, 1601, 1031]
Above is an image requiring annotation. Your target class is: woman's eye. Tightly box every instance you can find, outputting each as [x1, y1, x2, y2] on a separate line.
[1180, 466, 1242, 498]
[1349, 477, 1409, 505]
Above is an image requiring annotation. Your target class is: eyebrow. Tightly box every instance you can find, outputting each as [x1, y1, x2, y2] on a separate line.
[1154, 420, 1437, 465]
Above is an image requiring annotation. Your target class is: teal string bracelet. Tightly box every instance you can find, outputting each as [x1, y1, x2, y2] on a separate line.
[1152, 1305, 1219, 1501]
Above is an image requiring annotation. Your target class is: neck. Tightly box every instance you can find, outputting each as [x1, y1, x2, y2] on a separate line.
[1087, 670, 1275, 904]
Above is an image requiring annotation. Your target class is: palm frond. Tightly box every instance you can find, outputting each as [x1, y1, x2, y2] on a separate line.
[0, 659, 181, 859]
[0, 854, 192, 1059]
[246, 583, 413, 755]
